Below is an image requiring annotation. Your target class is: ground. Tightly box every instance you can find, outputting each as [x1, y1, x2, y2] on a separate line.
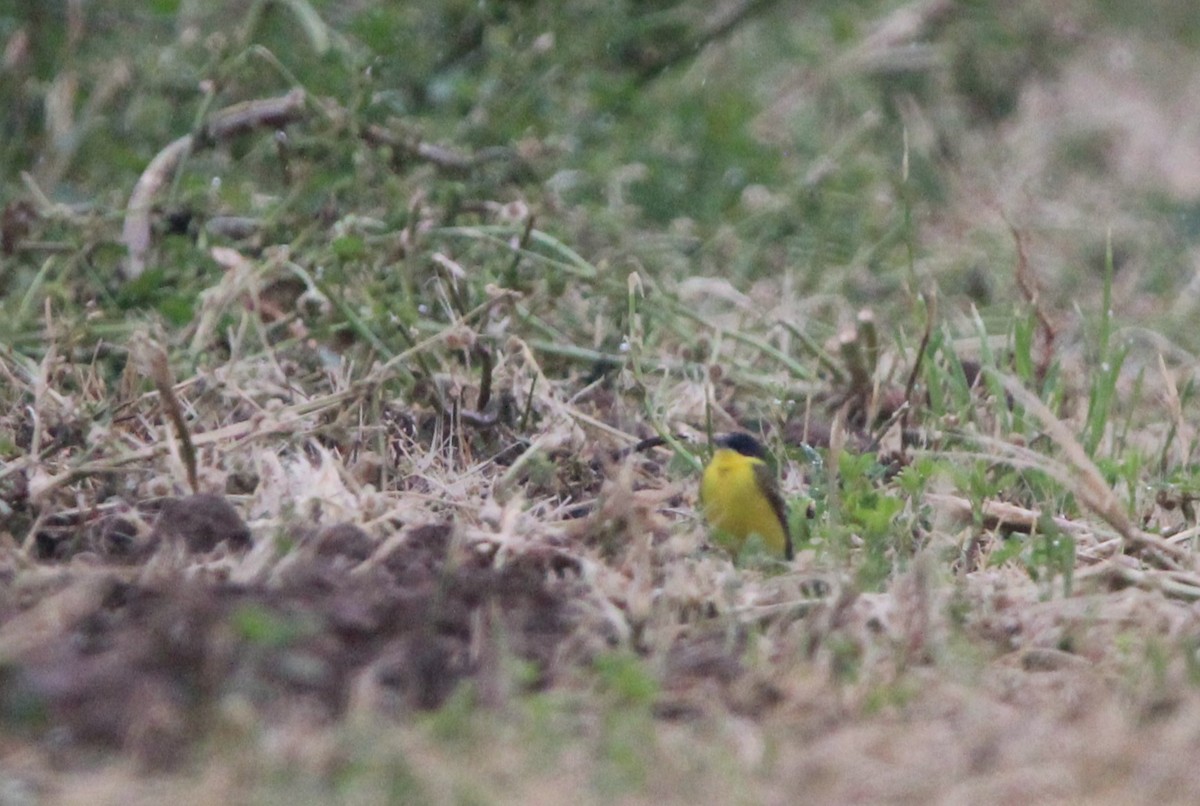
[3, 1, 1200, 803]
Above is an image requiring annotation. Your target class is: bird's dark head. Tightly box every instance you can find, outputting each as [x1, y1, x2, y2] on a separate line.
[716, 432, 769, 460]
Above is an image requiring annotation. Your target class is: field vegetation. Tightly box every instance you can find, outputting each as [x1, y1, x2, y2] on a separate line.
[4, 1, 1200, 802]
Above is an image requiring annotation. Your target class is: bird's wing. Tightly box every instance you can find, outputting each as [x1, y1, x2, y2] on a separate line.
[754, 461, 794, 560]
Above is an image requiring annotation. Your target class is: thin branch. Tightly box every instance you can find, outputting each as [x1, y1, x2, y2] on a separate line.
[121, 88, 308, 280]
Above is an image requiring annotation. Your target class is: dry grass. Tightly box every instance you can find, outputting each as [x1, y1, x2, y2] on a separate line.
[5, 2, 1200, 804]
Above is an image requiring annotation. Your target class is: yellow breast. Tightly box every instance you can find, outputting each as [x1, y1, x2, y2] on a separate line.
[700, 448, 788, 556]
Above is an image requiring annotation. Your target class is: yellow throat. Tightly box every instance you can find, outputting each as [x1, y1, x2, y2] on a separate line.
[700, 435, 793, 559]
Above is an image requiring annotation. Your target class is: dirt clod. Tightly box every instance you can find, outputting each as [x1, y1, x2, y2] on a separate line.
[1, 516, 580, 768]
[149, 494, 251, 554]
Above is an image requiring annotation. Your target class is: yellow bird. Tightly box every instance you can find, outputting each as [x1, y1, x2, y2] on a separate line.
[700, 433, 794, 560]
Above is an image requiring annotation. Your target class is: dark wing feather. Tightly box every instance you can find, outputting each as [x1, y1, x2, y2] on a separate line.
[753, 461, 794, 560]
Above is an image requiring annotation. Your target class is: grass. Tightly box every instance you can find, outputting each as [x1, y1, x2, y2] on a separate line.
[5, 0, 1200, 803]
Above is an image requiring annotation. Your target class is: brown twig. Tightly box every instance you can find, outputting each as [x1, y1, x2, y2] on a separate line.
[141, 339, 198, 494]
[927, 492, 1108, 541]
[121, 88, 308, 280]
[900, 290, 936, 436]
[990, 369, 1194, 571]
[505, 212, 537, 282]
[634, 0, 788, 82]
[475, 343, 493, 412]
[457, 343, 498, 430]
[361, 124, 518, 176]
[1008, 220, 1056, 385]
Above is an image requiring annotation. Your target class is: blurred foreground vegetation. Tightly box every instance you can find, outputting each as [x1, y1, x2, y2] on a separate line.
[6, 1, 1200, 803]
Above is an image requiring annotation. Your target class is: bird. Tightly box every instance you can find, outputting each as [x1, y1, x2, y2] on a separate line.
[699, 432, 794, 560]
